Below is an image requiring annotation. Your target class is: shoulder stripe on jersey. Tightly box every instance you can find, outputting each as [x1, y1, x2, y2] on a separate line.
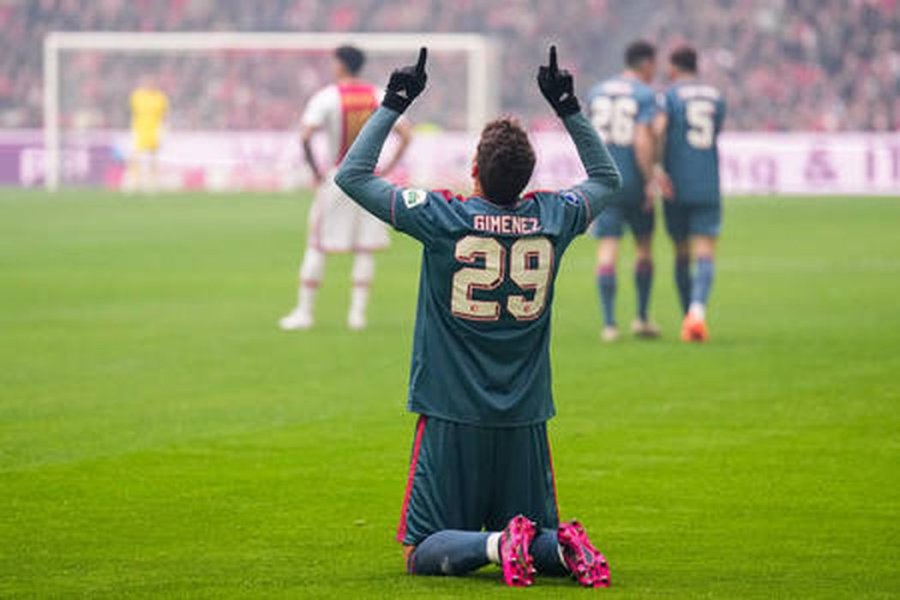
[521, 188, 554, 200]
[572, 188, 592, 224]
[434, 189, 467, 203]
[523, 187, 588, 221]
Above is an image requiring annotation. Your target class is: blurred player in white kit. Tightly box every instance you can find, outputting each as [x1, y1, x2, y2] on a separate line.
[280, 45, 412, 331]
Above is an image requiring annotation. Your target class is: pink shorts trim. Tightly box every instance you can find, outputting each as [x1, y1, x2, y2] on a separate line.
[396, 415, 427, 544]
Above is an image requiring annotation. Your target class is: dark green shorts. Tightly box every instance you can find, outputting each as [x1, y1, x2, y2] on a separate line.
[591, 199, 655, 239]
[663, 201, 722, 241]
[397, 416, 560, 546]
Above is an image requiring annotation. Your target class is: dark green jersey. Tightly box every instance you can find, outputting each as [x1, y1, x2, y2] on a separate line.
[335, 108, 621, 426]
[587, 74, 659, 203]
[662, 80, 727, 205]
[391, 188, 591, 425]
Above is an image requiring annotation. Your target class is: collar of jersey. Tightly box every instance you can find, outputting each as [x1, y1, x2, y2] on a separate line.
[469, 194, 536, 211]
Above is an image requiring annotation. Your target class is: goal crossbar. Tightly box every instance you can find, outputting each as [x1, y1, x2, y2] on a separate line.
[42, 31, 498, 190]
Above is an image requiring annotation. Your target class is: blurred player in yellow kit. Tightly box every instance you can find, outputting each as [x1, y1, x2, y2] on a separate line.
[128, 76, 168, 192]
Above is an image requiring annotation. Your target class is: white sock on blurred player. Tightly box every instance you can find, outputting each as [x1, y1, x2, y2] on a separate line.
[298, 247, 326, 315]
[280, 247, 325, 330]
[348, 252, 374, 330]
[688, 301, 706, 321]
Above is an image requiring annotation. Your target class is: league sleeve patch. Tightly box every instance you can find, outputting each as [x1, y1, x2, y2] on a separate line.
[561, 191, 581, 207]
[401, 188, 428, 209]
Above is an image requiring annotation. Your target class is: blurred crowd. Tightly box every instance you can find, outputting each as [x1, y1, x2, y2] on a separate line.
[0, 0, 897, 131]
[645, 0, 899, 131]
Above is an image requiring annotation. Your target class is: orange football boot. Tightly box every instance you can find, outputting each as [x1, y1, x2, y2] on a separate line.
[680, 313, 709, 342]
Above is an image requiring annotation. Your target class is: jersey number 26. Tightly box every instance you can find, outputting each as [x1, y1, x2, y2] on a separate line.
[451, 235, 553, 322]
[591, 96, 637, 145]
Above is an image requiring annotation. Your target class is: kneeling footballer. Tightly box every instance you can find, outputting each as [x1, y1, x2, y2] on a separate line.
[335, 46, 622, 588]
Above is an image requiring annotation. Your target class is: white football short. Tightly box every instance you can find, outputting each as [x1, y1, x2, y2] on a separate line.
[306, 169, 390, 253]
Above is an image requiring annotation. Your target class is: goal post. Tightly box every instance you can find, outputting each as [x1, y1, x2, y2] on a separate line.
[42, 31, 499, 190]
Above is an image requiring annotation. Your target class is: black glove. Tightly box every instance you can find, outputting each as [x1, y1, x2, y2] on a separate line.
[382, 47, 428, 113]
[537, 45, 580, 118]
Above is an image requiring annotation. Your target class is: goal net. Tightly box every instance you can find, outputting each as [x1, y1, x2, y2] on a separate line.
[42, 32, 498, 191]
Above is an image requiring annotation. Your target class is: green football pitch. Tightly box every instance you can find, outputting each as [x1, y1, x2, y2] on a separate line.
[1, 191, 898, 598]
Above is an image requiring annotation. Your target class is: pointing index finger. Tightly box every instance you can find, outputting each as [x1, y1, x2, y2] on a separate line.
[416, 47, 427, 74]
[549, 45, 558, 74]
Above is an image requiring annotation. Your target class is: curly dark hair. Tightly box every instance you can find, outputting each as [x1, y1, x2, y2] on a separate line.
[475, 118, 536, 206]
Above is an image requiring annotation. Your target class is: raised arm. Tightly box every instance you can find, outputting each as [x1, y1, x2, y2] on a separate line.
[538, 46, 622, 216]
[562, 111, 622, 214]
[380, 118, 413, 177]
[334, 48, 428, 224]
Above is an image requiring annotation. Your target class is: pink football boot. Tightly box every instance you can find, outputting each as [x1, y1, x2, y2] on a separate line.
[557, 520, 611, 588]
[499, 515, 537, 587]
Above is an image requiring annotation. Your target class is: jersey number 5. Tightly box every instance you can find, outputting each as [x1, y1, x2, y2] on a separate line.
[686, 100, 715, 149]
[451, 236, 553, 322]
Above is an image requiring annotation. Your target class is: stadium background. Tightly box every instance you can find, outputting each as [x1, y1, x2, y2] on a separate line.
[1, 1, 899, 598]
[2, 0, 899, 193]
[2, 0, 898, 130]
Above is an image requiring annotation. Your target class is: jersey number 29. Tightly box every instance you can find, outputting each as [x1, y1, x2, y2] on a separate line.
[451, 236, 553, 322]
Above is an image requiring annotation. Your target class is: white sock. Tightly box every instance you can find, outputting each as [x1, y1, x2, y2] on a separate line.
[297, 282, 318, 316]
[349, 253, 375, 317]
[349, 284, 369, 318]
[557, 543, 567, 568]
[297, 247, 325, 314]
[486, 532, 502, 564]
[689, 302, 706, 320]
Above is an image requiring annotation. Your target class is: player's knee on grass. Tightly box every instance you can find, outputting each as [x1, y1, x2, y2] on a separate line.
[406, 530, 491, 576]
[531, 528, 569, 576]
